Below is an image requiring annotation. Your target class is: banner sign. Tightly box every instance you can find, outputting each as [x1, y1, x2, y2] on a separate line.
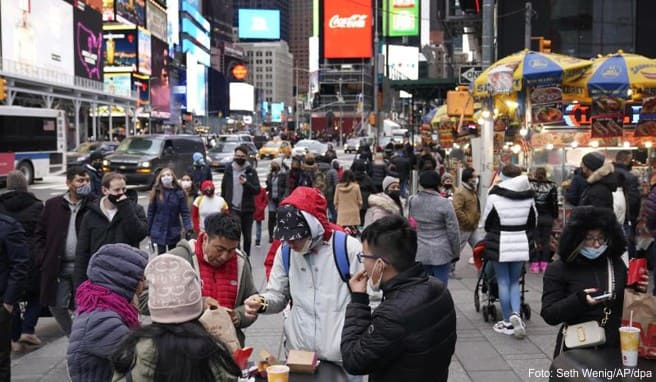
[323, 0, 372, 59]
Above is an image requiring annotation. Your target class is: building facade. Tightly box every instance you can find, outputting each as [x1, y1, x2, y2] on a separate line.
[289, 0, 314, 95]
[238, 41, 294, 106]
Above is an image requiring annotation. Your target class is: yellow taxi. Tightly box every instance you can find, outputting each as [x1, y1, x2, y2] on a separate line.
[259, 140, 292, 159]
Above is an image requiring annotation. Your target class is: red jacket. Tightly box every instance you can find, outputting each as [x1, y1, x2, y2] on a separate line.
[254, 187, 268, 222]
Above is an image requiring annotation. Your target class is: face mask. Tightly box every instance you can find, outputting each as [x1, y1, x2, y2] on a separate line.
[580, 244, 608, 260]
[295, 238, 313, 254]
[180, 180, 192, 189]
[107, 193, 125, 205]
[75, 183, 91, 196]
[368, 260, 384, 292]
[234, 158, 246, 166]
[92, 161, 103, 170]
[387, 190, 401, 199]
[272, 166, 280, 173]
[203, 189, 215, 196]
[471, 178, 479, 187]
[444, 183, 453, 189]
[161, 176, 173, 187]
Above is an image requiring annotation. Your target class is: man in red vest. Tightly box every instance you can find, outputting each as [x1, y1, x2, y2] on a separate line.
[167, 212, 258, 346]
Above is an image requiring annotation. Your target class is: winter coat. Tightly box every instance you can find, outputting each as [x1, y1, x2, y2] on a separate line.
[167, 240, 258, 347]
[111, 338, 237, 382]
[565, 169, 586, 206]
[324, 168, 339, 204]
[540, 206, 628, 357]
[363, 193, 402, 228]
[483, 175, 538, 263]
[0, 214, 29, 306]
[645, 185, 656, 238]
[579, 162, 617, 210]
[253, 187, 268, 222]
[33, 194, 95, 306]
[452, 185, 480, 232]
[262, 187, 364, 362]
[147, 188, 192, 246]
[85, 164, 103, 198]
[220, 163, 260, 213]
[370, 163, 388, 192]
[188, 163, 213, 191]
[73, 196, 148, 288]
[613, 162, 641, 221]
[341, 263, 456, 382]
[334, 182, 362, 226]
[266, 171, 288, 203]
[390, 155, 411, 182]
[0, 191, 43, 296]
[530, 179, 559, 219]
[409, 190, 460, 266]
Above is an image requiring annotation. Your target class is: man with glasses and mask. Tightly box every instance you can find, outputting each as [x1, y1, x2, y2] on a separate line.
[163, 212, 258, 346]
[73, 172, 148, 289]
[221, 145, 260, 256]
[34, 166, 95, 336]
[341, 215, 457, 382]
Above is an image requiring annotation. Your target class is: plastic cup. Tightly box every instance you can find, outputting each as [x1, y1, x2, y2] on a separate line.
[619, 326, 641, 367]
[267, 365, 290, 382]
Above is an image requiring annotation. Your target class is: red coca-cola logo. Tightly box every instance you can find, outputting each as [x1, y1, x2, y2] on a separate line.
[328, 14, 368, 29]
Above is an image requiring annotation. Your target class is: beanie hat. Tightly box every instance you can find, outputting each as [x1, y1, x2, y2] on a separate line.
[442, 173, 454, 184]
[382, 176, 399, 192]
[200, 180, 215, 191]
[192, 152, 204, 162]
[6, 170, 27, 192]
[419, 171, 441, 189]
[87, 243, 149, 301]
[145, 254, 203, 324]
[582, 151, 605, 172]
[89, 151, 104, 162]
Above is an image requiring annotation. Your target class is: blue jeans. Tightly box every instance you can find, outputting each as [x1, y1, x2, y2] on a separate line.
[423, 264, 451, 288]
[255, 220, 262, 242]
[492, 261, 524, 321]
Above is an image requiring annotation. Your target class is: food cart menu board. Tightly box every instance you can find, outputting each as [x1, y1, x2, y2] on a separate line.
[530, 86, 564, 126]
[591, 96, 624, 138]
[635, 97, 656, 136]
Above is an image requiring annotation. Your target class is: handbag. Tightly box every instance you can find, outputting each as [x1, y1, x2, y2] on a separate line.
[562, 258, 614, 349]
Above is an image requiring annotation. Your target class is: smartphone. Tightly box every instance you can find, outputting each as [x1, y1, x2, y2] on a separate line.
[591, 292, 612, 302]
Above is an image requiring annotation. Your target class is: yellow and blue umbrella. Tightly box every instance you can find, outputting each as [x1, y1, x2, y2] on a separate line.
[472, 50, 591, 97]
[563, 51, 656, 102]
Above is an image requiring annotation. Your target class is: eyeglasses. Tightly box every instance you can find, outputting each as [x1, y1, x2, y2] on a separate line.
[583, 236, 607, 246]
[356, 252, 389, 264]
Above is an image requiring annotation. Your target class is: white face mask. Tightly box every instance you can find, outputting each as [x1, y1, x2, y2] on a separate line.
[180, 180, 192, 189]
[161, 176, 173, 187]
[367, 260, 384, 292]
[289, 238, 313, 254]
[471, 178, 479, 187]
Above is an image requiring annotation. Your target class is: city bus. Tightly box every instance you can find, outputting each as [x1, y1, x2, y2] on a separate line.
[0, 106, 66, 184]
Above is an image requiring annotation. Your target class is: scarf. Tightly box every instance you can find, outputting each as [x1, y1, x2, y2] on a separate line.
[75, 280, 139, 330]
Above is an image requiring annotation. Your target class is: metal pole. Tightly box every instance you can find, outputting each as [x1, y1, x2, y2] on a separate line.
[373, 0, 379, 145]
[73, 99, 81, 147]
[524, 2, 532, 50]
[481, 0, 495, 66]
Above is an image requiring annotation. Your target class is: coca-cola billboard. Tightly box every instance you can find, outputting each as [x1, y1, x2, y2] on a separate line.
[323, 0, 372, 59]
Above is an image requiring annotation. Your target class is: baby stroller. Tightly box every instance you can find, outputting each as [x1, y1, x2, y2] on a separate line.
[472, 241, 532, 322]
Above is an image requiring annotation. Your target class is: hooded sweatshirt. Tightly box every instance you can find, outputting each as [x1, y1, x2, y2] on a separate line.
[260, 187, 363, 362]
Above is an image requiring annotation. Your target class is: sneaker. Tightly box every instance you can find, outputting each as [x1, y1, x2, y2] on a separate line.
[493, 321, 514, 335]
[255, 240, 261, 248]
[529, 262, 540, 274]
[539, 261, 549, 272]
[509, 313, 526, 339]
[19, 333, 42, 346]
[468, 257, 475, 265]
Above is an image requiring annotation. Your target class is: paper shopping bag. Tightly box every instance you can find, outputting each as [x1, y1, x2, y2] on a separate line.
[622, 289, 656, 359]
[198, 306, 240, 354]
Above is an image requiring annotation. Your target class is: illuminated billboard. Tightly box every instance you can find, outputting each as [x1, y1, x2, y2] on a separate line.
[74, 0, 103, 81]
[116, 0, 145, 27]
[238, 9, 280, 40]
[104, 73, 132, 97]
[146, 0, 167, 41]
[186, 53, 206, 116]
[103, 25, 138, 73]
[323, 0, 372, 59]
[384, 0, 419, 37]
[138, 27, 151, 75]
[271, 102, 285, 123]
[386, 45, 419, 80]
[133, 73, 150, 106]
[167, 0, 179, 55]
[150, 37, 170, 118]
[230, 83, 255, 112]
[1, 0, 75, 82]
[102, 0, 115, 21]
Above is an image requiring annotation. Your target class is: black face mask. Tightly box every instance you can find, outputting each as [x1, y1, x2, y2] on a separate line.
[107, 193, 125, 205]
[203, 189, 215, 196]
[234, 158, 246, 166]
[444, 184, 453, 189]
[92, 161, 103, 170]
[388, 190, 401, 200]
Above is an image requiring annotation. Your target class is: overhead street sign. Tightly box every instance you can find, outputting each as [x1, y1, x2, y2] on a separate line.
[459, 65, 483, 85]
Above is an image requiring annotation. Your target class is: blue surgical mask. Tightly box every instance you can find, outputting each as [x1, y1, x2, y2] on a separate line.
[580, 244, 608, 260]
[75, 183, 91, 196]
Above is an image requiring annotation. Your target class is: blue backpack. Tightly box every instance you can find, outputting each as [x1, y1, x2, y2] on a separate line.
[280, 230, 351, 283]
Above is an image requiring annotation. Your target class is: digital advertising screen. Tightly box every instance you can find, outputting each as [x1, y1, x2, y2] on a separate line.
[104, 73, 132, 97]
[230, 83, 255, 112]
[103, 25, 137, 72]
[384, 0, 419, 37]
[322, 0, 372, 59]
[75, 0, 101, 13]
[166, 0, 179, 55]
[271, 102, 285, 123]
[1, 0, 75, 82]
[74, 0, 103, 81]
[102, 0, 115, 21]
[150, 37, 170, 117]
[238, 9, 280, 40]
[138, 27, 151, 75]
[181, 17, 210, 49]
[186, 53, 206, 116]
[146, 0, 166, 41]
[386, 45, 419, 80]
[116, 0, 145, 27]
[133, 73, 150, 106]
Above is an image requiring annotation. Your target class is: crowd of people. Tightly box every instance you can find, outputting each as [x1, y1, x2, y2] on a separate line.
[0, 141, 653, 381]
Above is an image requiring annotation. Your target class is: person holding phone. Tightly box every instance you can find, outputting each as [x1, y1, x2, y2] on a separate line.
[540, 206, 649, 357]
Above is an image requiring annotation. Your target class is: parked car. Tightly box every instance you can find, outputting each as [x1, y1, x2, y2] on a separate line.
[207, 141, 258, 172]
[103, 135, 205, 185]
[259, 140, 292, 159]
[292, 139, 328, 157]
[67, 141, 118, 168]
[218, 134, 253, 144]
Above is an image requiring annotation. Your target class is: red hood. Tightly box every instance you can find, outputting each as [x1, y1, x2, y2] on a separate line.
[280, 187, 332, 241]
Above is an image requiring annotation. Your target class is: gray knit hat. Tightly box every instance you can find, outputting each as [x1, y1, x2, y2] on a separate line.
[87, 243, 149, 301]
[382, 176, 399, 192]
[582, 151, 605, 172]
[6, 170, 27, 192]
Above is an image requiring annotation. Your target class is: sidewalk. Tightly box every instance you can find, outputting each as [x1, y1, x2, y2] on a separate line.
[11, 246, 560, 382]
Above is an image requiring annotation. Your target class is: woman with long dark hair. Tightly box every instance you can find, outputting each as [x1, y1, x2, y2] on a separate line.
[112, 254, 241, 381]
[147, 168, 193, 254]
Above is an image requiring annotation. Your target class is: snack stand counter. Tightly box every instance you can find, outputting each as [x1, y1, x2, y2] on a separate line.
[289, 362, 347, 382]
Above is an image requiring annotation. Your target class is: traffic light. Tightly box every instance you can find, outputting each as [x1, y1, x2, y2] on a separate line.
[540, 38, 552, 53]
[0, 77, 6, 102]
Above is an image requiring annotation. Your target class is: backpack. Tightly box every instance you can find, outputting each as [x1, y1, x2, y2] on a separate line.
[280, 230, 351, 283]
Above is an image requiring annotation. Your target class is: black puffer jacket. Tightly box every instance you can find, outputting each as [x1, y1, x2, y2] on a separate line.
[541, 206, 627, 357]
[341, 263, 456, 382]
[579, 162, 617, 210]
[370, 162, 388, 192]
